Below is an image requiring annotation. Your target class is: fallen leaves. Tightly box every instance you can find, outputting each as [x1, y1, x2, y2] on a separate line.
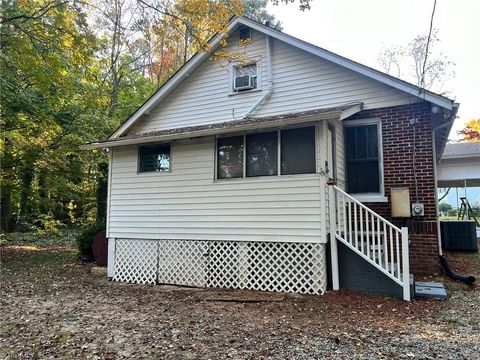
[1, 244, 479, 359]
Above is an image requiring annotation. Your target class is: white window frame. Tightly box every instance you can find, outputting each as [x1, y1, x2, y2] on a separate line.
[343, 118, 387, 203]
[214, 124, 318, 181]
[228, 59, 262, 96]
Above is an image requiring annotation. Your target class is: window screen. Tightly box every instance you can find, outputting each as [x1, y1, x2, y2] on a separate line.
[246, 132, 278, 177]
[139, 144, 171, 172]
[217, 136, 244, 179]
[345, 124, 380, 193]
[281, 126, 316, 175]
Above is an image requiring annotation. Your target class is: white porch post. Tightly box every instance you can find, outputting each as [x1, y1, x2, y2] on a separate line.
[401, 227, 410, 301]
[328, 184, 340, 290]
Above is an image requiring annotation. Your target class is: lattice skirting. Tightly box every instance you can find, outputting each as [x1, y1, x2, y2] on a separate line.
[113, 239, 326, 295]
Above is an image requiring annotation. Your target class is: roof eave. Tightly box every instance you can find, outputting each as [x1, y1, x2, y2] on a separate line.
[82, 106, 353, 150]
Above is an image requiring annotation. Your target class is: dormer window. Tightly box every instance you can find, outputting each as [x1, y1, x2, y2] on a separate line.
[233, 63, 257, 92]
[239, 26, 251, 46]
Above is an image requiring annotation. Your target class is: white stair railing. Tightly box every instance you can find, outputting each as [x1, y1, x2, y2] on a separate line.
[328, 184, 410, 301]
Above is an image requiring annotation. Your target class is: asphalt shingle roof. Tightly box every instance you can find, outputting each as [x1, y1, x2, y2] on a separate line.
[443, 142, 480, 158]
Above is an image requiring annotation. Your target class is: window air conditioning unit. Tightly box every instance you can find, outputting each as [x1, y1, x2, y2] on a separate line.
[234, 75, 254, 91]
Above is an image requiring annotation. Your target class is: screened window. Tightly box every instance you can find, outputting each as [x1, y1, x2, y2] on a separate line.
[138, 144, 171, 173]
[216, 126, 316, 179]
[217, 136, 244, 179]
[281, 127, 316, 175]
[345, 124, 380, 193]
[246, 132, 278, 177]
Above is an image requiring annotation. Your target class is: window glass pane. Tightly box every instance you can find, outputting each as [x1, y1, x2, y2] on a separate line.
[345, 124, 380, 193]
[246, 132, 278, 177]
[356, 126, 367, 159]
[345, 127, 356, 160]
[235, 64, 256, 77]
[366, 125, 378, 158]
[217, 136, 244, 179]
[139, 144, 170, 172]
[281, 126, 316, 175]
[346, 160, 379, 193]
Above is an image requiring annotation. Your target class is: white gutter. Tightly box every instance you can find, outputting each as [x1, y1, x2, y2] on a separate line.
[244, 35, 273, 118]
[432, 103, 459, 256]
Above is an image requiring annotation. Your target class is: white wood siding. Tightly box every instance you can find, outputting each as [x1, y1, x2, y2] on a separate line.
[256, 40, 414, 116]
[131, 30, 268, 134]
[131, 30, 414, 135]
[108, 135, 326, 243]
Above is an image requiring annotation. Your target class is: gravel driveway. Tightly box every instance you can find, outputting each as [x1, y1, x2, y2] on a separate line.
[1, 243, 479, 359]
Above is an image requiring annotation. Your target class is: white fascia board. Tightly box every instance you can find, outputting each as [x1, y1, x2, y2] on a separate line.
[239, 18, 454, 111]
[110, 18, 242, 139]
[340, 103, 363, 120]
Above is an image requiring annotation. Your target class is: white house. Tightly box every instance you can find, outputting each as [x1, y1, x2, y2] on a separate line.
[84, 17, 458, 301]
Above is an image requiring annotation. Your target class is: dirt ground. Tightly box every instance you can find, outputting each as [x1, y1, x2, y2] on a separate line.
[1, 242, 479, 360]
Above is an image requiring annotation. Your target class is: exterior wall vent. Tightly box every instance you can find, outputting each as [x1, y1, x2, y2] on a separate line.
[239, 26, 252, 46]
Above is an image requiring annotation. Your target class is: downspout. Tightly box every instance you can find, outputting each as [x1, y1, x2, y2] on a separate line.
[244, 35, 273, 118]
[433, 104, 475, 284]
[431, 104, 457, 256]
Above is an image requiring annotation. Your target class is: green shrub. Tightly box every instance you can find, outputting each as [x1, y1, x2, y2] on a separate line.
[76, 225, 105, 257]
[447, 209, 458, 217]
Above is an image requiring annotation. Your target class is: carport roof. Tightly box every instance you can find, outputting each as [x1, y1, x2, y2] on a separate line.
[442, 142, 480, 159]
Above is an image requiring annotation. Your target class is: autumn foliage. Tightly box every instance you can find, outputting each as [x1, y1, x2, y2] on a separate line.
[458, 119, 480, 142]
[0, 0, 283, 233]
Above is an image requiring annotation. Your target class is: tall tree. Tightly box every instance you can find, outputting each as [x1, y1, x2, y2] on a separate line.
[0, 0, 284, 233]
[378, 29, 455, 95]
[1, 0, 101, 230]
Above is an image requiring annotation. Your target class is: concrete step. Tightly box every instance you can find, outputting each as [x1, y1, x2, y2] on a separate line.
[414, 281, 447, 300]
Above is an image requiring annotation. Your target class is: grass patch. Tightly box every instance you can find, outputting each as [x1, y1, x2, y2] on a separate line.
[1, 229, 81, 247]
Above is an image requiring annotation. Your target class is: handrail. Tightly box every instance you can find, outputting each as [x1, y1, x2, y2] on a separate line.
[332, 185, 401, 233]
[328, 183, 410, 301]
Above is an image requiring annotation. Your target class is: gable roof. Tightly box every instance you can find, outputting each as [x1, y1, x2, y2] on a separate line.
[110, 16, 456, 139]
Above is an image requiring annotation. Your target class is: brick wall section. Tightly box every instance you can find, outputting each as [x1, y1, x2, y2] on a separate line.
[348, 103, 440, 274]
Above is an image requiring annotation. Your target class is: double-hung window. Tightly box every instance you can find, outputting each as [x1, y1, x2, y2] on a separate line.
[344, 121, 382, 194]
[216, 126, 316, 179]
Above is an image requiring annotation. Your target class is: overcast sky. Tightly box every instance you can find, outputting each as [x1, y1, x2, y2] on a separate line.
[267, 0, 479, 140]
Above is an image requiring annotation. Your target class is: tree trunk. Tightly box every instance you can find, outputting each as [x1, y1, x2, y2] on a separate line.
[18, 167, 34, 230]
[38, 173, 47, 215]
[108, 74, 119, 118]
[1, 188, 12, 232]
